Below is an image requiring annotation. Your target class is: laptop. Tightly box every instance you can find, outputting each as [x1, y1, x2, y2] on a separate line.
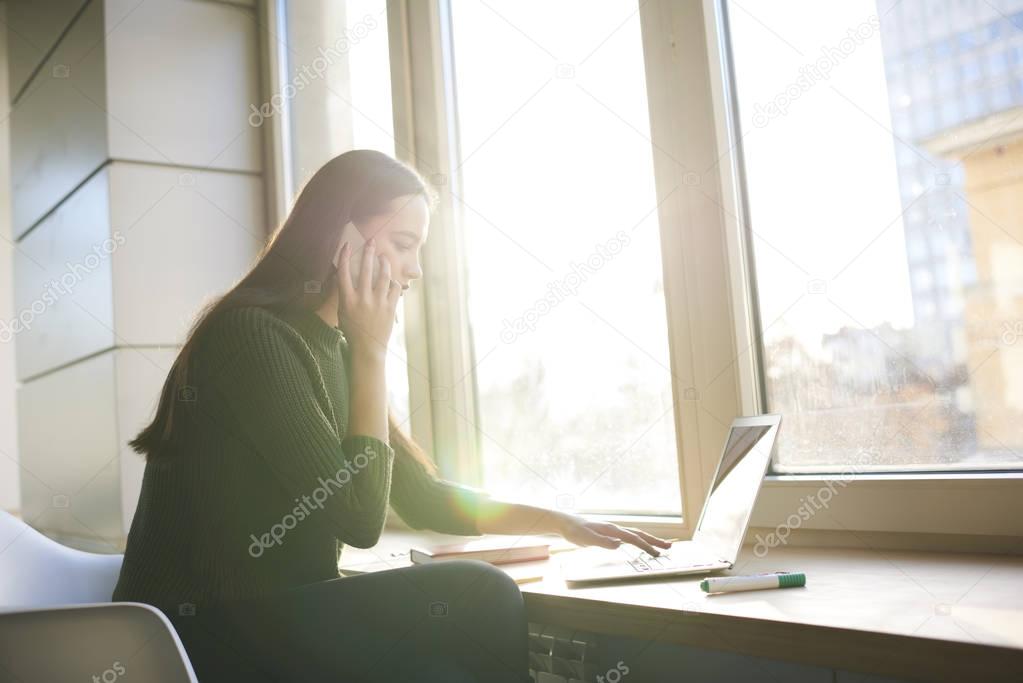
[562, 415, 782, 586]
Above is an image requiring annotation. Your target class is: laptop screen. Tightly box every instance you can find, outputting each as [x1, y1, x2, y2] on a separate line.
[692, 421, 778, 563]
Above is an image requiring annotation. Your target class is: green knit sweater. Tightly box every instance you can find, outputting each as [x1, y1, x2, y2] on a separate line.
[112, 304, 485, 614]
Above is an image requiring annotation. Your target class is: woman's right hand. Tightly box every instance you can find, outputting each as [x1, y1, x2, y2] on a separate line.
[336, 239, 401, 357]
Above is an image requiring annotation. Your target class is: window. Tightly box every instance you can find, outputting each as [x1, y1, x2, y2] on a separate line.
[262, 0, 1023, 539]
[726, 0, 1023, 473]
[345, 0, 397, 156]
[447, 1, 681, 514]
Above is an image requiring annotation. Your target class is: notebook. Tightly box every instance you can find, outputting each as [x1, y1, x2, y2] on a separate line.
[410, 538, 550, 565]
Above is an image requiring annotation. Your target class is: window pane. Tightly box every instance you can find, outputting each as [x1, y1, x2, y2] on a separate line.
[450, 1, 680, 514]
[727, 0, 1023, 472]
[346, 0, 396, 156]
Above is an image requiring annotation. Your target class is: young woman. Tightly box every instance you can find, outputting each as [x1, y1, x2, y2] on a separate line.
[113, 150, 671, 682]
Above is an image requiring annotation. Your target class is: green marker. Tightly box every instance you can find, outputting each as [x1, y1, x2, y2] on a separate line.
[700, 571, 806, 594]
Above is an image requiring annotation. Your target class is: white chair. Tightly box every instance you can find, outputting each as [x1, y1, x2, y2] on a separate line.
[0, 510, 199, 682]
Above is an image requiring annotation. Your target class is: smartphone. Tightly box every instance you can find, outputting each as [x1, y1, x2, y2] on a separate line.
[332, 221, 380, 286]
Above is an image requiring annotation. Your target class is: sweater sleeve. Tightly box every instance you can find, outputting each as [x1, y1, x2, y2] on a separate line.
[389, 444, 488, 536]
[202, 307, 395, 549]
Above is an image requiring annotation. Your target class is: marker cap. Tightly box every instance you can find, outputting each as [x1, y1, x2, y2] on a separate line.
[778, 572, 806, 588]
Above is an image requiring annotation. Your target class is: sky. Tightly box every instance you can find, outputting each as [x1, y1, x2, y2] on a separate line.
[727, 0, 917, 356]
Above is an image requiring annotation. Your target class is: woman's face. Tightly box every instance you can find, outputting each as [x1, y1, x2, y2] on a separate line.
[355, 194, 429, 292]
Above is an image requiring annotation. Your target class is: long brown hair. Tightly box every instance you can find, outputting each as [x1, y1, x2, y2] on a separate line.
[129, 150, 437, 473]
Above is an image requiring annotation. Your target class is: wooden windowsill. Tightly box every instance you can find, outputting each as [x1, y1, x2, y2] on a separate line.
[339, 530, 1023, 682]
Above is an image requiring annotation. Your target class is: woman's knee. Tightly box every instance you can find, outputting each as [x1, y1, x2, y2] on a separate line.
[415, 564, 523, 617]
[455, 559, 521, 594]
[429, 560, 524, 613]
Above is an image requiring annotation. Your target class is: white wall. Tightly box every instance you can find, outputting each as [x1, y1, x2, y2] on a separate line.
[2, 0, 264, 547]
[0, 0, 21, 515]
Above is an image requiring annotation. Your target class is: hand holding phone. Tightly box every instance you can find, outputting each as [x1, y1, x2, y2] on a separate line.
[332, 221, 401, 349]
[333, 221, 380, 286]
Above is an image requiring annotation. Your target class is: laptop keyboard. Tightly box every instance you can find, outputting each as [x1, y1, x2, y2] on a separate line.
[627, 549, 717, 573]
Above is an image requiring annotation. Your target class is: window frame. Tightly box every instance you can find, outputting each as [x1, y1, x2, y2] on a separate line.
[262, 0, 1023, 547]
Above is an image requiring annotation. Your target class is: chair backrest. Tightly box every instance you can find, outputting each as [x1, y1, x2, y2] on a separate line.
[0, 510, 124, 610]
[0, 603, 200, 683]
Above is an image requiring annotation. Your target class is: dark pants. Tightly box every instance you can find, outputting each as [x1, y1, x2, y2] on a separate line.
[167, 559, 530, 683]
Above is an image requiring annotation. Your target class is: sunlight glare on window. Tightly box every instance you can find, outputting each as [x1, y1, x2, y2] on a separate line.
[450, 1, 681, 514]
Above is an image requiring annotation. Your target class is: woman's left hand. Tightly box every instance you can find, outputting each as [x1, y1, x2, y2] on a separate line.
[555, 514, 673, 556]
